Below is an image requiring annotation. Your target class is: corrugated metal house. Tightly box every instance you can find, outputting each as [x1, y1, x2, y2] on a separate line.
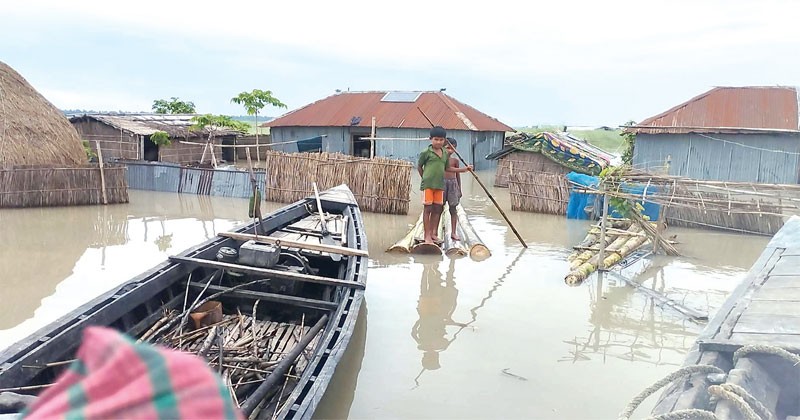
[630, 86, 800, 184]
[70, 114, 241, 165]
[262, 91, 514, 170]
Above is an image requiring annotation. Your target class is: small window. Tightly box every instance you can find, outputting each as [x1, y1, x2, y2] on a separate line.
[381, 91, 423, 102]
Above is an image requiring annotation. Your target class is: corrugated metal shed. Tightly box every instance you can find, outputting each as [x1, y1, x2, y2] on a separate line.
[126, 161, 265, 198]
[263, 91, 514, 132]
[633, 133, 800, 184]
[631, 86, 800, 135]
[70, 114, 241, 138]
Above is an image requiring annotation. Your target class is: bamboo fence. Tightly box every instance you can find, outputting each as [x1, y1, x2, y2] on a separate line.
[606, 171, 794, 235]
[0, 165, 129, 207]
[262, 151, 413, 215]
[508, 171, 571, 215]
[494, 152, 570, 188]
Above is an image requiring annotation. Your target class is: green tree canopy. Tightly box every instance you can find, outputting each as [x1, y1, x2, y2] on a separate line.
[230, 89, 286, 116]
[152, 97, 196, 114]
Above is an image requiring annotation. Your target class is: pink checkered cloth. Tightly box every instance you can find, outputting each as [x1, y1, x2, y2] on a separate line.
[24, 326, 243, 419]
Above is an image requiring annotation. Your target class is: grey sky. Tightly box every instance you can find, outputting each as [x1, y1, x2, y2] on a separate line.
[3, 0, 799, 127]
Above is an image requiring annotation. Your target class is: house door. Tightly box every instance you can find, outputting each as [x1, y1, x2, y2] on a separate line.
[143, 136, 159, 161]
[352, 134, 371, 157]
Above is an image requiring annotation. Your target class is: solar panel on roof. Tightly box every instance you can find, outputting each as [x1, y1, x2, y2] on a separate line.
[381, 91, 422, 102]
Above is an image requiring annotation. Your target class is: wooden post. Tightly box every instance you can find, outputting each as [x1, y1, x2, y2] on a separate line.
[209, 140, 218, 168]
[370, 116, 376, 158]
[95, 141, 108, 205]
[597, 187, 609, 271]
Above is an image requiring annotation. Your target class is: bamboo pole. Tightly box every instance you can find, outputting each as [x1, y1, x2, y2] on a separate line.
[456, 204, 491, 261]
[417, 107, 527, 248]
[95, 141, 108, 205]
[387, 213, 424, 253]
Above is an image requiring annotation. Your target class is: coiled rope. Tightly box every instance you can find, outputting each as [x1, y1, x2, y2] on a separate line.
[620, 343, 800, 420]
[617, 365, 724, 420]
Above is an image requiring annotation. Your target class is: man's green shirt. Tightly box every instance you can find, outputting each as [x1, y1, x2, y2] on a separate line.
[418, 145, 449, 190]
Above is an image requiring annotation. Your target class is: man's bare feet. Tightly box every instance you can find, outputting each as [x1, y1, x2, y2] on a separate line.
[431, 235, 441, 243]
[451, 234, 460, 241]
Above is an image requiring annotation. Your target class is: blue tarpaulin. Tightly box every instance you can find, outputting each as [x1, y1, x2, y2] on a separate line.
[565, 172, 660, 221]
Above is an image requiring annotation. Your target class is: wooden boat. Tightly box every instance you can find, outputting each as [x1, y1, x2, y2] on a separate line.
[619, 216, 800, 420]
[0, 184, 368, 419]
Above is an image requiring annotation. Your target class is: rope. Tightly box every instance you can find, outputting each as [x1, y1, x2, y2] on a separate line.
[617, 365, 724, 420]
[707, 384, 762, 420]
[713, 383, 774, 420]
[645, 409, 717, 420]
[625, 343, 799, 420]
[734, 344, 800, 366]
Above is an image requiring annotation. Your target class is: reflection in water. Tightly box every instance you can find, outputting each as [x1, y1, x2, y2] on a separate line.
[411, 259, 461, 376]
[561, 257, 720, 366]
[0, 191, 257, 346]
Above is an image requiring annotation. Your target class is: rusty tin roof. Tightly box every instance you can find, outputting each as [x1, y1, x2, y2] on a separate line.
[263, 91, 515, 132]
[631, 86, 800, 134]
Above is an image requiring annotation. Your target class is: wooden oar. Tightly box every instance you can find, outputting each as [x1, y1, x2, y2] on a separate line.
[312, 182, 341, 261]
[417, 107, 527, 248]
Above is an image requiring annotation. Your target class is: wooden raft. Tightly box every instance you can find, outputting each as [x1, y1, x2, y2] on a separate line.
[387, 204, 490, 260]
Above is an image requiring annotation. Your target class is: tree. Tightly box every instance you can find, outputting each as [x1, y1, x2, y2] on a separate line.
[190, 114, 250, 168]
[620, 120, 637, 165]
[231, 89, 287, 162]
[152, 97, 196, 114]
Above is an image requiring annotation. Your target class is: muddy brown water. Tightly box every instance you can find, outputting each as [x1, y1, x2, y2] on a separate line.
[0, 171, 770, 419]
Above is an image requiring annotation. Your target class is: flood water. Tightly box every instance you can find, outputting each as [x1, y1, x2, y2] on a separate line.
[0, 170, 771, 419]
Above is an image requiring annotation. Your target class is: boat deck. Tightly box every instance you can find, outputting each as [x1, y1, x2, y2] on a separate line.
[698, 227, 800, 353]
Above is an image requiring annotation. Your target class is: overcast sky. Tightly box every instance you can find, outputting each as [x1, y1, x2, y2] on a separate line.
[2, 1, 799, 128]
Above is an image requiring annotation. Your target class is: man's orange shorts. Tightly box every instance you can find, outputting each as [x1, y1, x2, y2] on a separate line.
[422, 188, 444, 205]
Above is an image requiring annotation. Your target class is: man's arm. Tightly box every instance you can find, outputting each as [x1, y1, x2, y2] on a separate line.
[417, 152, 426, 177]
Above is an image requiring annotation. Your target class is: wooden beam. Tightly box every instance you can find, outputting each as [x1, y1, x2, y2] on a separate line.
[218, 231, 368, 258]
[188, 282, 337, 311]
[169, 256, 365, 290]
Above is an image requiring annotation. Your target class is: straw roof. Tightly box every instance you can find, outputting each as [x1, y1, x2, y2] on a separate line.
[69, 114, 243, 138]
[0, 60, 86, 168]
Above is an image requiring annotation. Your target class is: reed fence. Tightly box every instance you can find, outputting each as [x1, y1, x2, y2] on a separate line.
[0, 165, 129, 208]
[262, 151, 413, 214]
[508, 171, 570, 215]
[663, 189, 784, 235]
[494, 152, 570, 188]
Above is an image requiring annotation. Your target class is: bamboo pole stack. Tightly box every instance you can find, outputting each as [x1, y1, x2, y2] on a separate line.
[564, 220, 651, 286]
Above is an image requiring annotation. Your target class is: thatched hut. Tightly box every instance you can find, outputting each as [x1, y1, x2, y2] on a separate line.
[0, 60, 128, 207]
[486, 132, 616, 215]
[0, 61, 86, 168]
[69, 114, 242, 165]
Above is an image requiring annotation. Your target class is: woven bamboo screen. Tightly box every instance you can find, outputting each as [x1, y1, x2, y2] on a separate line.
[0, 165, 129, 207]
[509, 171, 570, 215]
[262, 151, 412, 214]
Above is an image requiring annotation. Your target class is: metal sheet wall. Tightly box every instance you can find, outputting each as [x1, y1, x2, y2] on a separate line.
[126, 162, 266, 198]
[633, 133, 800, 184]
[270, 126, 501, 169]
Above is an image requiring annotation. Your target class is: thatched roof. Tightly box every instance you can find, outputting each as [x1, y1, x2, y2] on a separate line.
[0, 61, 86, 168]
[69, 114, 242, 138]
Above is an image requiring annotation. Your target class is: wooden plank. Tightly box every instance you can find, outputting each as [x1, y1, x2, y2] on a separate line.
[747, 300, 800, 316]
[187, 282, 337, 311]
[169, 256, 365, 290]
[752, 287, 800, 301]
[702, 248, 783, 342]
[733, 313, 800, 334]
[770, 255, 800, 275]
[700, 336, 800, 353]
[760, 275, 800, 288]
[218, 232, 368, 258]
